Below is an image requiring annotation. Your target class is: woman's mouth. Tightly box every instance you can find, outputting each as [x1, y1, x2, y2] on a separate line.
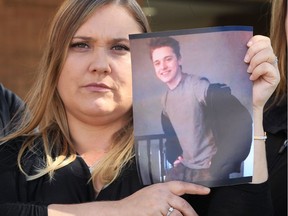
[83, 83, 111, 92]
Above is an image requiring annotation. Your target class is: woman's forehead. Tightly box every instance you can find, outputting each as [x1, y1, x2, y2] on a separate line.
[74, 4, 141, 37]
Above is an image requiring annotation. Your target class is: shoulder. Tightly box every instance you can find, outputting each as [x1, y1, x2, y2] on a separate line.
[0, 84, 25, 135]
[0, 84, 24, 112]
[206, 83, 232, 102]
[207, 83, 231, 93]
[0, 83, 6, 97]
[183, 73, 210, 93]
[0, 137, 26, 168]
[181, 73, 210, 103]
[0, 84, 22, 104]
[0, 136, 45, 173]
[0, 136, 26, 153]
[182, 73, 209, 84]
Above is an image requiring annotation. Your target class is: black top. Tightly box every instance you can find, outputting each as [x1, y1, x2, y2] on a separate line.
[0, 138, 273, 216]
[0, 83, 274, 216]
[264, 94, 287, 216]
[0, 138, 143, 216]
[264, 95, 287, 135]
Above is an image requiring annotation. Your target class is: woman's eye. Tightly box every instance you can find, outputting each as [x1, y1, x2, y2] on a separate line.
[70, 42, 89, 49]
[112, 44, 130, 51]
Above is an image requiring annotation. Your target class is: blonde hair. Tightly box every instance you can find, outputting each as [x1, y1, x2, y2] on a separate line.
[1, 0, 150, 190]
[269, 0, 287, 105]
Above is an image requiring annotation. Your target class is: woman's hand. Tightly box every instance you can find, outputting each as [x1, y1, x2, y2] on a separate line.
[244, 35, 280, 183]
[48, 181, 209, 216]
[117, 181, 210, 216]
[244, 35, 280, 110]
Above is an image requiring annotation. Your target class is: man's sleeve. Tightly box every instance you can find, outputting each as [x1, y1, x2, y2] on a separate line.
[161, 111, 182, 165]
[205, 83, 252, 177]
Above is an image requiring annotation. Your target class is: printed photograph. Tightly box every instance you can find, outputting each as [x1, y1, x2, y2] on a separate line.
[130, 26, 254, 187]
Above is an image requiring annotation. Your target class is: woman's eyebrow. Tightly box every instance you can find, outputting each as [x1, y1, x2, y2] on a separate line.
[72, 36, 93, 40]
[72, 36, 129, 43]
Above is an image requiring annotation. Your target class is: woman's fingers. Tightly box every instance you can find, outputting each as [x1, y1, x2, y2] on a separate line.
[167, 196, 198, 216]
[119, 181, 209, 216]
[245, 35, 277, 72]
[249, 61, 278, 83]
[245, 35, 272, 59]
[247, 47, 277, 74]
[245, 35, 280, 108]
[166, 181, 210, 196]
[165, 181, 209, 215]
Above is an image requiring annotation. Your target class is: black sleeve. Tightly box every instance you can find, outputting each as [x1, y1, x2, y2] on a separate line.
[1, 84, 24, 118]
[161, 111, 182, 164]
[0, 203, 48, 216]
[0, 84, 25, 136]
[0, 141, 48, 216]
[184, 181, 273, 216]
[205, 83, 252, 177]
[205, 182, 273, 216]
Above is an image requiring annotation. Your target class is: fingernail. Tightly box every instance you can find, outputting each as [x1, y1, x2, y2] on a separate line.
[203, 187, 211, 193]
[247, 66, 251, 73]
[247, 41, 252, 47]
[244, 54, 249, 63]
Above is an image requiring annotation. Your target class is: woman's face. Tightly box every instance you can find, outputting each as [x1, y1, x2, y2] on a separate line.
[57, 4, 142, 126]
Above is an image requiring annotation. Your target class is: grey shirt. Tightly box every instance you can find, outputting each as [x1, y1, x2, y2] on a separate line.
[162, 73, 217, 169]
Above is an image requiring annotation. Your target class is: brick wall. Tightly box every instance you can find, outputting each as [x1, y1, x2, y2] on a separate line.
[0, 0, 144, 99]
[0, 0, 61, 99]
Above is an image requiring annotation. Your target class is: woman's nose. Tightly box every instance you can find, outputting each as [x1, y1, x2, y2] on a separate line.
[88, 48, 111, 74]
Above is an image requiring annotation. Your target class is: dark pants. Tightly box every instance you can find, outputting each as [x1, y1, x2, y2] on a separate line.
[165, 163, 212, 183]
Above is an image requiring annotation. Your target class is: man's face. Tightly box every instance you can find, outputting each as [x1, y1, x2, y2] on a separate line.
[151, 46, 181, 85]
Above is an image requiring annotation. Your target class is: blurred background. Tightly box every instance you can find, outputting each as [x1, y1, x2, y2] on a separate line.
[0, 0, 271, 98]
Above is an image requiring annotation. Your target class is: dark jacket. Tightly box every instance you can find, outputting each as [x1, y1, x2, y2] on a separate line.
[264, 94, 287, 216]
[0, 138, 143, 216]
[162, 83, 252, 179]
[0, 84, 24, 137]
[0, 84, 272, 216]
[0, 137, 273, 216]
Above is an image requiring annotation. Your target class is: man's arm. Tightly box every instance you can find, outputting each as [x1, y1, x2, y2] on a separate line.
[161, 111, 182, 165]
[205, 83, 253, 178]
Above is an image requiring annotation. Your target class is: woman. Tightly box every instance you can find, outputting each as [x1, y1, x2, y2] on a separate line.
[0, 1, 209, 216]
[264, 0, 287, 215]
[0, 0, 280, 215]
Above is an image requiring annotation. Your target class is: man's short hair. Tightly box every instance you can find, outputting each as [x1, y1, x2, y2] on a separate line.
[148, 37, 181, 59]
